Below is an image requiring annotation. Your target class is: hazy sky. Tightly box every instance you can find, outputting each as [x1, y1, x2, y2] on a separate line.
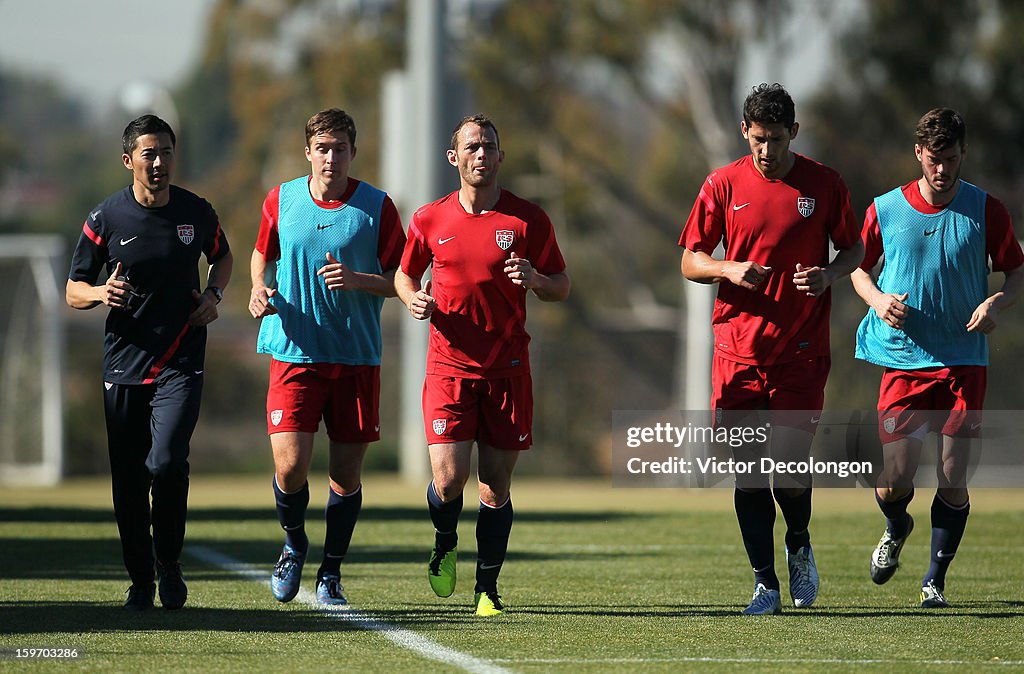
[0, 0, 215, 113]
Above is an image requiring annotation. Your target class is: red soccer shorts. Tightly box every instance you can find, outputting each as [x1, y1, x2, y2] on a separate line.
[711, 354, 830, 432]
[422, 373, 533, 450]
[266, 359, 380, 443]
[876, 366, 986, 443]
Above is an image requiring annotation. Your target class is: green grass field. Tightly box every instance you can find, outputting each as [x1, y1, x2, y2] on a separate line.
[1, 475, 1022, 673]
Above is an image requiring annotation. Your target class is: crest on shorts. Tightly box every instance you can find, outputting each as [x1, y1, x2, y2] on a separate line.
[432, 418, 447, 435]
[495, 230, 515, 251]
[796, 197, 815, 218]
[883, 416, 896, 434]
[177, 224, 195, 244]
[271, 409, 283, 426]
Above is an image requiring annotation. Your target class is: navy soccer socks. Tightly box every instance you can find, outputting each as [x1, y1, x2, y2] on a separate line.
[475, 497, 514, 593]
[273, 477, 310, 554]
[923, 494, 969, 590]
[319, 484, 362, 578]
[735, 487, 779, 590]
[876, 488, 915, 540]
[774, 486, 812, 553]
[427, 480, 462, 553]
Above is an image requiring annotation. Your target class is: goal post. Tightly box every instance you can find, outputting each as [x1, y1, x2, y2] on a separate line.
[0, 234, 65, 486]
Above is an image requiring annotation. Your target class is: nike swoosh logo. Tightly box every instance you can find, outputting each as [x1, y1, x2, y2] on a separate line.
[374, 425, 380, 432]
[518, 434, 529, 442]
[733, 202, 751, 211]
[317, 223, 334, 230]
[478, 562, 502, 570]
[194, 370, 204, 376]
[810, 416, 821, 424]
[923, 228, 939, 236]
[438, 236, 456, 245]
[936, 550, 954, 559]
[120, 236, 138, 245]
[970, 423, 982, 430]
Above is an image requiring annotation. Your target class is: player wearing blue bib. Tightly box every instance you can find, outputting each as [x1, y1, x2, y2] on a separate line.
[249, 109, 406, 605]
[852, 108, 1024, 608]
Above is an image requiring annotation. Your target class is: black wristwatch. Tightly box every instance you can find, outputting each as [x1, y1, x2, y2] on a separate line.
[206, 286, 223, 304]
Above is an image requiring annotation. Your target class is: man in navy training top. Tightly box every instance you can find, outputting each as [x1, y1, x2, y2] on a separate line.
[67, 114, 233, 611]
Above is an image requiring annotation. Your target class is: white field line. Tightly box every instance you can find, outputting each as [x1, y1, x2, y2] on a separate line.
[494, 657, 1024, 667]
[187, 546, 515, 674]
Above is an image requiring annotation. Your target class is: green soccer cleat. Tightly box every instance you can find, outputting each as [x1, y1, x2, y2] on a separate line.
[475, 591, 505, 617]
[920, 580, 950, 609]
[428, 545, 457, 598]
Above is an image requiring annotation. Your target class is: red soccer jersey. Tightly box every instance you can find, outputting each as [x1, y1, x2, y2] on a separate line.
[679, 153, 860, 365]
[401, 189, 566, 378]
[859, 180, 1024, 273]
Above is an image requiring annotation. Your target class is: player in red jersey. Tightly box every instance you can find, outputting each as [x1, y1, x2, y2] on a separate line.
[395, 114, 570, 616]
[679, 84, 863, 615]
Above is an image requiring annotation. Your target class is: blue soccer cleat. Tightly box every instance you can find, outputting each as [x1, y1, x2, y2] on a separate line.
[271, 544, 306, 603]
[741, 583, 782, 615]
[787, 545, 820, 608]
[316, 574, 348, 606]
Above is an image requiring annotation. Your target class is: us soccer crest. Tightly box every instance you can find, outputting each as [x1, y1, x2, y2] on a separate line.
[883, 416, 896, 434]
[796, 197, 815, 218]
[495, 230, 514, 251]
[270, 409, 283, 426]
[177, 224, 195, 244]
[432, 418, 447, 435]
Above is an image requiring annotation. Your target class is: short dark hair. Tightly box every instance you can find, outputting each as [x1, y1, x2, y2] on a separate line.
[742, 83, 796, 129]
[122, 114, 176, 155]
[915, 108, 966, 152]
[450, 114, 500, 151]
[305, 108, 357, 147]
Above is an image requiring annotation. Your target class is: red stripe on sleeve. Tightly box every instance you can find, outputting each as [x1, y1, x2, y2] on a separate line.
[208, 221, 223, 260]
[83, 221, 105, 247]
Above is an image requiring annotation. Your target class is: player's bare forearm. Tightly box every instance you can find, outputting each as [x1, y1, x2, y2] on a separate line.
[350, 269, 399, 298]
[991, 265, 1024, 313]
[206, 250, 233, 292]
[250, 248, 270, 291]
[66, 262, 135, 310]
[530, 271, 571, 302]
[248, 248, 278, 318]
[681, 249, 771, 291]
[823, 240, 865, 284]
[65, 279, 103, 310]
[852, 267, 908, 329]
[395, 267, 436, 319]
[968, 265, 1024, 333]
[394, 268, 420, 308]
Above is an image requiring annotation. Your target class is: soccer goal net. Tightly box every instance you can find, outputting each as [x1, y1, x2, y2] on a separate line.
[0, 235, 65, 486]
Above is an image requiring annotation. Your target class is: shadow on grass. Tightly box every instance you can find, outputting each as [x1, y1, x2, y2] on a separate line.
[0, 505, 644, 525]
[511, 602, 1024, 619]
[0, 535, 654, 581]
[0, 599, 553, 635]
